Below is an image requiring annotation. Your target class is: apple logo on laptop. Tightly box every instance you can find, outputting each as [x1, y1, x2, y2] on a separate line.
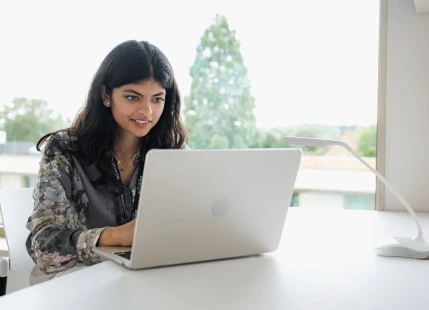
[211, 197, 229, 217]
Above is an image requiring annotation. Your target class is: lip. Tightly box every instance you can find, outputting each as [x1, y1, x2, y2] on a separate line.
[131, 119, 152, 128]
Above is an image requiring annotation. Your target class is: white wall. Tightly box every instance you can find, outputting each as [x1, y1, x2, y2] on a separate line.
[385, 0, 429, 211]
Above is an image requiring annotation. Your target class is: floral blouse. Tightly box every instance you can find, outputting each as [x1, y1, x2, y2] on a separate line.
[26, 131, 144, 275]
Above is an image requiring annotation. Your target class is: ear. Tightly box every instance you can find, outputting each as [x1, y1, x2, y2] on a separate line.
[101, 85, 111, 107]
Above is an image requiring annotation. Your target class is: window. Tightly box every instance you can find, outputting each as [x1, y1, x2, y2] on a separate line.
[0, 1, 380, 216]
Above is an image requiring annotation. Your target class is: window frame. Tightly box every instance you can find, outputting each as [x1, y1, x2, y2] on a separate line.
[376, 0, 388, 211]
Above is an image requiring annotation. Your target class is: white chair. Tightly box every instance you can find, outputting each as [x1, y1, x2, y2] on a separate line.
[0, 187, 35, 296]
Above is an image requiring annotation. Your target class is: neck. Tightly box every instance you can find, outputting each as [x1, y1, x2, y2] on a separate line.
[113, 134, 141, 160]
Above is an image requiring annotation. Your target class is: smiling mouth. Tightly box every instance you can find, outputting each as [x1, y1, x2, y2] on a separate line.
[132, 119, 151, 124]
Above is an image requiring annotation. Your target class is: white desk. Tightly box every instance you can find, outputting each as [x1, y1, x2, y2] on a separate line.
[1, 208, 429, 309]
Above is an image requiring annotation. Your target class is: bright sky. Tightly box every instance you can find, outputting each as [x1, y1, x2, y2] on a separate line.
[0, 0, 379, 128]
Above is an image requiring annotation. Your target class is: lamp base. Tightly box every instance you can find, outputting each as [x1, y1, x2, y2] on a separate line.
[375, 237, 429, 259]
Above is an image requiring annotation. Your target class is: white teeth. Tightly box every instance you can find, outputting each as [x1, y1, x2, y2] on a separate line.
[134, 120, 148, 124]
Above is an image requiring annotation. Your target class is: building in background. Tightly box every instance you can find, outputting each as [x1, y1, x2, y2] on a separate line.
[0, 153, 376, 210]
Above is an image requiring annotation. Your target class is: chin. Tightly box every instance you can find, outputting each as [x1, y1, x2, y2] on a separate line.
[132, 131, 149, 138]
[121, 123, 155, 138]
[133, 128, 152, 138]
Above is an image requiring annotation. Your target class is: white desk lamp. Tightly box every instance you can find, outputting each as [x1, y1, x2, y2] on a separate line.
[285, 136, 429, 259]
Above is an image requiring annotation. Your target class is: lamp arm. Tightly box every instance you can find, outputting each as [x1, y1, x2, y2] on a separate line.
[340, 142, 424, 242]
[285, 136, 425, 242]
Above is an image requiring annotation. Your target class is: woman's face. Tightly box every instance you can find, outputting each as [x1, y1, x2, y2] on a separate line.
[104, 79, 166, 140]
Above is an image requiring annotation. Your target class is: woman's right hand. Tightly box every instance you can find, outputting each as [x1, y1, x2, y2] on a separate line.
[98, 219, 136, 247]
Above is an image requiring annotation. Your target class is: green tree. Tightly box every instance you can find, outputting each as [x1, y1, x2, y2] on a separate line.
[357, 125, 377, 157]
[0, 97, 70, 142]
[253, 127, 291, 149]
[208, 135, 229, 149]
[184, 14, 257, 149]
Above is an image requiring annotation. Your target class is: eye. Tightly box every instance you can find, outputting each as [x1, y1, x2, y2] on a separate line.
[153, 97, 165, 104]
[125, 95, 138, 101]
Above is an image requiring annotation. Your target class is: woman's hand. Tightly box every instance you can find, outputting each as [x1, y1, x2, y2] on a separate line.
[98, 220, 136, 247]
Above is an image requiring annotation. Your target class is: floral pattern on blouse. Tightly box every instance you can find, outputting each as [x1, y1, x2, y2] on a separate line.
[26, 131, 141, 275]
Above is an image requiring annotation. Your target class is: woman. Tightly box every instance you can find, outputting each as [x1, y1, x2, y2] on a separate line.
[25, 40, 187, 281]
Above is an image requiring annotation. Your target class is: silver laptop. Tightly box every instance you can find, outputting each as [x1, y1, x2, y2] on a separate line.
[94, 148, 302, 269]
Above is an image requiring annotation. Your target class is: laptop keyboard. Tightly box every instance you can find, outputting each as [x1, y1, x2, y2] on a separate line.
[114, 251, 132, 260]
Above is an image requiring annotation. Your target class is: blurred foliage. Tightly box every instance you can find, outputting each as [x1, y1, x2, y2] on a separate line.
[182, 16, 374, 155]
[184, 14, 257, 149]
[0, 97, 70, 143]
[357, 125, 377, 157]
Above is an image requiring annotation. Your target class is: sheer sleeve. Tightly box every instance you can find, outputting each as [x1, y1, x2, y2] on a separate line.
[25, 136, 106, 274]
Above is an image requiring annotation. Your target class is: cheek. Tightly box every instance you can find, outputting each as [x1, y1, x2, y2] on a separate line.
[112, 102, 131, 119]
[153, 104, 165, 119]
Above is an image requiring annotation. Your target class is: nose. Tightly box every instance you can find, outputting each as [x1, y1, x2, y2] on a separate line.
[137, 98, 152, 117]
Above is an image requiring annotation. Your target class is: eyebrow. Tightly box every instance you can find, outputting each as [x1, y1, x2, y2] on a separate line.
[123, 89, 166, 97]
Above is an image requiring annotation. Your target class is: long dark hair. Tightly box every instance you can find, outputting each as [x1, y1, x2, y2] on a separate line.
[38, 40, 187, 177]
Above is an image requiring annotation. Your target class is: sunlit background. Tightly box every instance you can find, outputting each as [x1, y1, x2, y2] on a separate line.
[0, 0, 380, 214]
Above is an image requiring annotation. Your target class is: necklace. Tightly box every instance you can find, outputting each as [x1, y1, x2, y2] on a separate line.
[118, 159, 134, 172]
[114, 146, 140, 172]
